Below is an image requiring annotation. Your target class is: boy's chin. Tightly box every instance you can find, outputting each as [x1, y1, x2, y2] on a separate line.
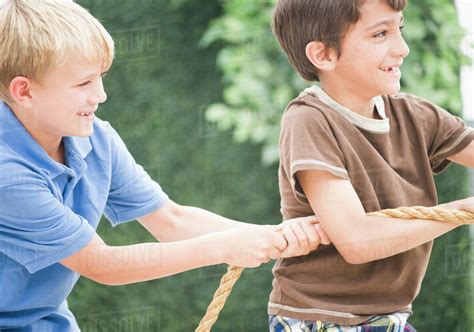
[74, 127, 94, 137]
[72, 121, 95, 137]
[381, 84, 401, 96]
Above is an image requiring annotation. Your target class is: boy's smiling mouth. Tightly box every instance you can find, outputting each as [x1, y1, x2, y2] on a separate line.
[379, 65, 402, 76]
[77, 111, 95, 118]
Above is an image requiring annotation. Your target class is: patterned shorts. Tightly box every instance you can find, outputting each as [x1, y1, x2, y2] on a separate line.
[269, 314, 417, 332]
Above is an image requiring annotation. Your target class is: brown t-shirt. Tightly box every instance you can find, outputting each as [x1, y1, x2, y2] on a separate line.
[268, 86, 474, 325]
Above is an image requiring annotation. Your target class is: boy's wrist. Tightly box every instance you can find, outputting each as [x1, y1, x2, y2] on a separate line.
[437, 200, 462, 210]
[207, 231, 232, 265]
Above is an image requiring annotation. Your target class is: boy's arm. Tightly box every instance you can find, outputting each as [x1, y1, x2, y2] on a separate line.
[138, 200, 327, 257]
[61, 226, 286, 286]
[138, 200, 259, 242]
[297, 170, 461, 265]
[448, 140, 474, 168]
[60, 201, 327, 285]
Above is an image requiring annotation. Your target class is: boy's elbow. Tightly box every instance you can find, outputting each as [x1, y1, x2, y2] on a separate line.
[330, 217, 369, 265]
[335, 239, 370, 265]
[342, 252, 368, 265]
[66, 244, 127, 286]
[83, 265, 130, 286]
[338, 247, 364, 265]
[89, 274, 126, 286]
[139, 200, 184, 242]
[84, 273, 111, 285]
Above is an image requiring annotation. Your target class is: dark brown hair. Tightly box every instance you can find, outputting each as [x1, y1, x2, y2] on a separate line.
[272, 0, 408, 81]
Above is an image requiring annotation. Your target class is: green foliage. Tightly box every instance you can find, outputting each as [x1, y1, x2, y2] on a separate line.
[202, 0, 470, 165]
[201, 0, 305, 165]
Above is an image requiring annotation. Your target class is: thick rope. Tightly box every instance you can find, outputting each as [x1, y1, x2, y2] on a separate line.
[195, 206, 474, 331]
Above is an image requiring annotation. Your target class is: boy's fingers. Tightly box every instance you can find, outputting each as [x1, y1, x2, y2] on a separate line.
[289, 223, 309, 248]
[299, 215, 319, 224]
[314, 224, 331, 245]
[274, 225, 284, 232]
[301, 220, 320, 250]
[282, 226, 299, 249]
[272, 232, 288, 251]
[268, 247, 282, 260]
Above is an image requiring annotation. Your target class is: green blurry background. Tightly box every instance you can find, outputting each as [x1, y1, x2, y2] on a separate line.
[70, 0, 473, 331]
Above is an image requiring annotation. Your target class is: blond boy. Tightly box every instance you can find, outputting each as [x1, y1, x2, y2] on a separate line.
[0, 1, 329, 330]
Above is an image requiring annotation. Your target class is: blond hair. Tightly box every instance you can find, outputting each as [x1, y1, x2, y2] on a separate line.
[0, 0, 115, 102]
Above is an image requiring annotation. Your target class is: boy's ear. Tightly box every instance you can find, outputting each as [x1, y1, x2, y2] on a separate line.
[305, 41, 337, 72]
[9, 77, 34, 109]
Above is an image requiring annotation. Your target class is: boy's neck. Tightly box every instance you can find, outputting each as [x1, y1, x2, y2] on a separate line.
[27, 128, 65, 164]
[319, 82, 379, 120]
[43, 136, 65, 165]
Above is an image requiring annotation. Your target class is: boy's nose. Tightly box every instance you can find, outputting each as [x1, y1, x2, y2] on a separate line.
[393, 35, 410, 58]
[400, 38, 410, 58]
[88, 91, 107, 105]
[96, 88, 107, 104]
[88, 80, 107, 105]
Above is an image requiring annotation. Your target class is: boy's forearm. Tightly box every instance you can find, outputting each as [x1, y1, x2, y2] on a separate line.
[299, 171, 466, 264]
[436, 199, 465, 210]
[325, 199, 470, 264]
[84, 235, 225, 285]
[64, 223, 286, 285]
[139, 201, 260, 242]
[341, 215, 458, 264]
[174, 205, 258, 238]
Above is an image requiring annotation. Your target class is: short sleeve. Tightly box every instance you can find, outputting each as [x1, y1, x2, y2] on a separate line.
[0, 175, 96, 274]
[411, 95, 474, 173]
[280, 104, 348, 203]
[104, 125, 169, 226]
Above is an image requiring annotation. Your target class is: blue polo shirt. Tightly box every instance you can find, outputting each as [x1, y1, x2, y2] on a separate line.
[0, 102, 169, 331]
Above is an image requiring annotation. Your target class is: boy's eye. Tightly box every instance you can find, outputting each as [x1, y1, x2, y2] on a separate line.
[373, 31, 387, 38]
[77, 72, 107, 87]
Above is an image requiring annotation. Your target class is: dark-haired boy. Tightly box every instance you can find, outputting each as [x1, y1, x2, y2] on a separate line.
[268, 0, 474, 330]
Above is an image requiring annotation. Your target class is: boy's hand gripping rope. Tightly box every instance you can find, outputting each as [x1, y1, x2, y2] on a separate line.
[195, 206, 474, 332]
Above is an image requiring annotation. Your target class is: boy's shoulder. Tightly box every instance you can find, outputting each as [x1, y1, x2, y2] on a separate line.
[382, 92, 439, 110]
[280, 87, 335, 125]
[284, 86, 445, 122]
[382, 92, 458, 125]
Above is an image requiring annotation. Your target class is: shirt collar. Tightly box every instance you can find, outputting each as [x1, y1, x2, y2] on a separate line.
[301, 85, 390, 134]
[64, 135, 92, 160]
[0, 101, 92, 178]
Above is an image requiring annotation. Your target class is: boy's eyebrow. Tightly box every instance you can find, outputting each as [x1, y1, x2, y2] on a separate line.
[365, 16, 404, 31]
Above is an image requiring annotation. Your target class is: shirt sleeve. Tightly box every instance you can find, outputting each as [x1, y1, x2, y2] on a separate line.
[411, 95, 474, 174]
[0, 173, 96, 274]
[104, 124, 169, 226]
[280, 103, 348, 204]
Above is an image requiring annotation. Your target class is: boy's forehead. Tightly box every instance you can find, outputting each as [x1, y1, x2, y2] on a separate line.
[357, 1, 404, 28]
[47, 58, 105, 81]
